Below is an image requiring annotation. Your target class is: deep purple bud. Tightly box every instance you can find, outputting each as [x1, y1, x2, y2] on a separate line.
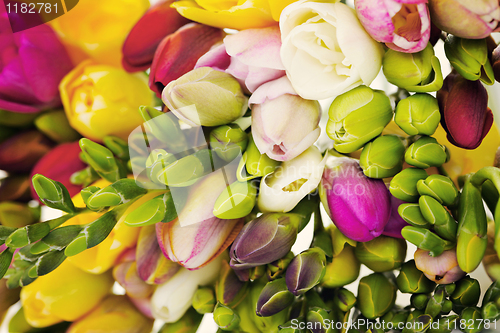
[437, 72, 493, 149]
[285, 248, 326, 296]
[319, 154, 391, 242]
[383, 195, 410, 239]
[256, 278, 294, 317]
[229, 213, 301, 270]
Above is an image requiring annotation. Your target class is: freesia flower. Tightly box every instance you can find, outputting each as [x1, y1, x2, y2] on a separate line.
[428, 0, 500, 39]
[30, 142, 85, 200]
[172, 0, 296, 30]
[319, 153, 391, 242]
[0, 130, 53, 173]
[437, 72, 493, 149]
[151, 256, 222, 322]
[280, 0, 384, 100]
[150, 23, 225, 97]
[355, 0, 430, 53]
[67, 295, 154, 333]
[258, 146, 326, 212]
[49, 0, 150, 67]
[382, 196, 410, 239]
[59, 60, 153, 142]
[122, 0, 191, 72]
[250, 77, 321, 161]
[20, 260, 113, 327]
[157, 170, 244, 269]
[0, 14, 72, 113]
[196, 26, 285, 93]
[414, 248, 466, 284]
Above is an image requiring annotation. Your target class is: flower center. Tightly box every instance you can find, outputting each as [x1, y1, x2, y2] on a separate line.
[392, 4, 422, 42]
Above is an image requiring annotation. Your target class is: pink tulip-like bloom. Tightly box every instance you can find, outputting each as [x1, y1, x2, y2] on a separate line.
[355, 0, 430, 53]
[0, 13, 73, 113]
[250, 77, 321, 161]
[320, 155, 391, 242]
[122, 0, 191, 72]
[437, 72, 493, 149]
[196, 26, 286, 93]
[149, 23, 224, 97]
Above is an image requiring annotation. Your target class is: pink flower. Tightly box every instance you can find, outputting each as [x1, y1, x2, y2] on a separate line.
[196, 26, 285, 93]
[355, 0, 430, 53]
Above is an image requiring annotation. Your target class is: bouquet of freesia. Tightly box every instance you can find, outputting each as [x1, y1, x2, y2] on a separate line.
[1, 0, 500, 332]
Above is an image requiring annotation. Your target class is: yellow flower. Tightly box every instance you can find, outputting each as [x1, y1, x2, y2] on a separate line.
[20, 260, 113, 328]
[172, 0, 297, 30]
[67, 295, 154, 333]
[64, 179, 161, 274]
[49, 0, 150, 67]
[59, 60, 153, 142]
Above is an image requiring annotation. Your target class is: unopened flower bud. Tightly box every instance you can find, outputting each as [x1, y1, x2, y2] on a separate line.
[306, 307, 332, 333]
[214, 303, 240, 330]
[355, 236, 407, 272]
[383, 43, 444, 92]
[192, 287, 216, 314]
[395, 93, 441, 136]
[216, 260, 248, 308]
[460, 307, 483, 333]
[321, 245, 360, 288]
[243, 135, 281, 178]
[326, 86, 393, 153]
[256, 279, 295, 317]
[358, 273, 397, 319]
[390, 168, 429, 202]
[397, 260, 436, 294]
[450, 277, 481, 309]
[267, 252, 295, 280]
[417, 175, 458, 206]
[34, 110, 80, 143]
[210, 124, 248, 162]
[162, 67, 247, 127]
[414, 248, 466, 284]
[405, 136, 449, 169]
[334, 288, 356, 312]
[398, 203, 432, 228]
[213, 180, 257, 219]
[286, 248, 326, 296]
[157, 308, 203, 333]
[444, 36, 495, 85]
[360, 135, 406, 178]
[419, 195, 457, 241]
[411, 293, 430, 310]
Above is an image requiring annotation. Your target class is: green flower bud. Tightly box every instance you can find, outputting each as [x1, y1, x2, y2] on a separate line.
[0, 109, 38, 127]
[360, 135, 406, 178]
[267, 252, 295, 280]
[326, 86, 393, 154]
[244, 135, 281, 177]
[210, 123, 248, 162]
[248, 265, 266, 282]
[86, 179, 147, 210]
[357, 273, 397, 319]
[383, 43, 444, 93]
[481, 302, 500, 321]
[138, 106, 188, 152]
[442, 300, 453, 314]
[390, 168, 429, 202]
[427, 315, 458, 333]
[355, 236, 407, 272]
[333, 288, 356, 312]
[158, 308, 203, 333]
[397, 260, 436, 294]
[193, 287, 216, 314]
[103, 136, 130, 161]
[34, 110, 80, 143]
[0, 201, 39, 228]
[216, 260, 248, 308]
[425, 288, 445, 318]
[124, 192, 178, 227]
[256, 278, 295, 317]
[395, 93, 441, 136]
[306, 307, 332, 333]
[483, 280, 500, 304]
[79, 138, 127, 183]
[70, 166, 100, 187]
[279, 318, 307, 333]
[249, 281, 289, 331]
[213, 303, 240, 331]
[460, 307, 483, 333]
[401, 226, 454, 257]
[450, 277, 480, 310]
[213, 180, 257, 219]
[162, 67, 248, 127]
[419, 196, 457, 242]
[32, 174, 76, 213]
[398, 203, 432, 228]
[444, 36, 494, 85]
[403, 312, 432, 333]
[404, 136, 449, 169]
[321, 245, 360, 288]
[417, 175, 458, 206]
[411, 293, 430, 310]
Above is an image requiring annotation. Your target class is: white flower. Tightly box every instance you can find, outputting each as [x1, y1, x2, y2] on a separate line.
[150, 256, 222, 322]
[280, 0, 384, 100]
[257, 146, 326, 212]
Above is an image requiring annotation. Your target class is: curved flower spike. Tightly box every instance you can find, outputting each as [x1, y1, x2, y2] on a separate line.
[355, 0, 431, 53]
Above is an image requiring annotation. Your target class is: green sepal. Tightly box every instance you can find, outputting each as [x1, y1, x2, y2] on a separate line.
[138, 106, 188, 151]
[103, 135, 130, 160]
[390, 168, 428, 202]
[70, 166, 100, 187]
[0, 247, 14, 279]
[86, 178, 147, 209]
[398, 203, 431, 228]
[32, 174, 76, 213]
[30, 225, 84, 254]
[80, 186, 100, 208]
[0, 225, 17, 246]
[124, 191, 178, 227]
[401, 226, 454, 257]
[79, 138, 127, 182]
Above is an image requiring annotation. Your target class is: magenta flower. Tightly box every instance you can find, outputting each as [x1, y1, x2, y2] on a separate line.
[383, 196, 410, 239]
[355, 0, 430, 53]
[320, 154, 391, 242]
[0, 13, 72, 113]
